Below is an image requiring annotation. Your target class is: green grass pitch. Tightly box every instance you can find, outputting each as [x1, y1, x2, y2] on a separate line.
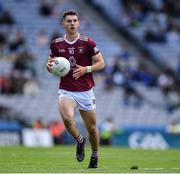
[0, 146, 180, 173]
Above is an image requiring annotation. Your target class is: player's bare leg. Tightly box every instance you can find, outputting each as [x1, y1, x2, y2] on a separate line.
[79, 109, 99, 168]
[58, 97, 86, 162]
[59, 97, 79, 137]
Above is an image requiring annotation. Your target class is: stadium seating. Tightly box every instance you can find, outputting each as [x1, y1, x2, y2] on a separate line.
[0, 0, 180, 128]
[89, 0, 180, 70]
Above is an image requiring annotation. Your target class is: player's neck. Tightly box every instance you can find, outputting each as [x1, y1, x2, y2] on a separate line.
[65, 33, 79, 42]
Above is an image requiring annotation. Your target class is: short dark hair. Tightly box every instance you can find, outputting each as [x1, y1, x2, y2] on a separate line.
[62, 10, 78, 20]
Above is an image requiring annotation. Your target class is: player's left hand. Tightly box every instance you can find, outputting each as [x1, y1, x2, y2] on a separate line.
[73, 64, 86, 80]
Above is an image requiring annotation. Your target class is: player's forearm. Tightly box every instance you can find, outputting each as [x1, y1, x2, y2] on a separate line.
[91, 61, 105, 72]
[87, 60, 105, 73]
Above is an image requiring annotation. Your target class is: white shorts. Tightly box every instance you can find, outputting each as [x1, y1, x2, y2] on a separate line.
[58, 89, 96, 111]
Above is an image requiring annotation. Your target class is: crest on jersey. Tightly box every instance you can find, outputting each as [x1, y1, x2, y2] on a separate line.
[78, 47, 84, 54]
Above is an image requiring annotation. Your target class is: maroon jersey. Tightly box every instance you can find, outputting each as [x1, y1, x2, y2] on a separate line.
[50, 34, 100, 92]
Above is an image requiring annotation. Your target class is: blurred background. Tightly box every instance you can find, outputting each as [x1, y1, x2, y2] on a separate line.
[0, 0, 180, 148]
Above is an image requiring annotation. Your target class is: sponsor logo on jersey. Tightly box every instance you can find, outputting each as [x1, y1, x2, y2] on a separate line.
[69, 56, 76, 67]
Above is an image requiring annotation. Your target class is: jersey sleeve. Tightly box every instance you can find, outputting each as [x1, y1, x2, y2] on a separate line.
[49, 40, 57, 57]
[88, 38, 100, 57]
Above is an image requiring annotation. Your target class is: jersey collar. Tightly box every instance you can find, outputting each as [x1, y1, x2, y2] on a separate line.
[64, 33, 80, 45]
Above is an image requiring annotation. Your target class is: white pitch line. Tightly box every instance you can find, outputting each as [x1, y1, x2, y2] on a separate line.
[143, 167, 180, 170]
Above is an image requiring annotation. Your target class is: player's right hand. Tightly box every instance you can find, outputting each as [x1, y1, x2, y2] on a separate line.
[46, 57, 55, 73]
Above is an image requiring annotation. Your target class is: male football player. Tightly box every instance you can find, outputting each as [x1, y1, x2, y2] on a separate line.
[46, 10, 105, 168]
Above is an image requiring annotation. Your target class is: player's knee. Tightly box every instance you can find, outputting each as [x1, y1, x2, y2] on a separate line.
[87, 125, 97, 134]
[63, 117, 73, 128]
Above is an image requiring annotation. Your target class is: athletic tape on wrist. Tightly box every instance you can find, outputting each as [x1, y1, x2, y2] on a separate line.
[86, 66, 92, 73]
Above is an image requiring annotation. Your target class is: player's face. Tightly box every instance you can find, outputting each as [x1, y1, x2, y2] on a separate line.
[63, 15, 79, 35]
